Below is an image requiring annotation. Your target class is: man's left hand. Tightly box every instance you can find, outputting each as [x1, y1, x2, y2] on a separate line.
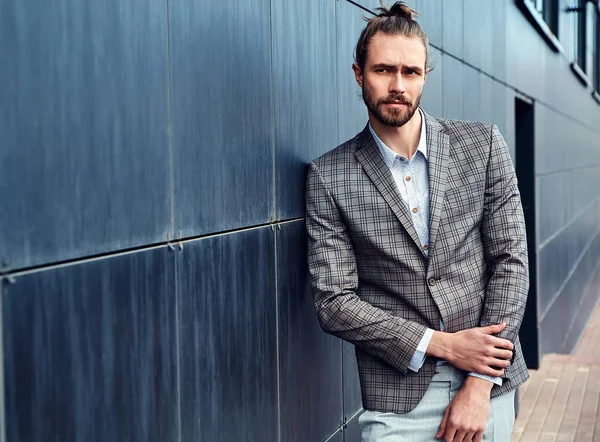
[436, 376, 493, 442]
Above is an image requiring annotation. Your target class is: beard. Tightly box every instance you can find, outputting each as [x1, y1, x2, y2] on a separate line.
[363, 87, 422, 127]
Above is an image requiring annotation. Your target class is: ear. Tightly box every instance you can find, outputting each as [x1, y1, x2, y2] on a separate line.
[423, 66, 429, 83]
[352, 63, 363, 88]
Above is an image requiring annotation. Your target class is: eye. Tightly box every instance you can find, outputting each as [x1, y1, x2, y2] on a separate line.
[376, 69, 389, 73]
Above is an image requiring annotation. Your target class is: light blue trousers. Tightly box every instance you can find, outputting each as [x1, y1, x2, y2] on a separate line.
[359, 365, 515, 441]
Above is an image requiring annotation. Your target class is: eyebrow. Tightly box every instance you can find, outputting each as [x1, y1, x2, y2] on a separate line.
[371, 63, 423, 73]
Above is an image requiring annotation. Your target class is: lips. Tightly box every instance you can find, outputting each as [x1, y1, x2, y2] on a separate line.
[382, 98, 411, 106]
[384, 101, 409, 107]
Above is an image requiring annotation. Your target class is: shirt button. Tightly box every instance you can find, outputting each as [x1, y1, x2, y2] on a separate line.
[428, 277, 437, 286]
[423, 245, 429, 250]
[405, 176, 411, 181]
[399, 157, 405, 162]
[412, 207, 418, 213]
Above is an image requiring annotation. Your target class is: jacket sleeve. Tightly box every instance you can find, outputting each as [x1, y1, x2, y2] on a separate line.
[305, 160, 428, 375]
[479, 125, 530, 365]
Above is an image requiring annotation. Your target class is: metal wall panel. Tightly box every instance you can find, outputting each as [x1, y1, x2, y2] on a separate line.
[491, 0, 508, 83]
[542, 108, 568, 172]
[345, 0, 381, 12]
[328, 431, 344, 442]
[343, 342, 363, 421]
[442, 0, 464, 58]
[505, 5, 545, 100]
[169, 0, 273, 237]
[534, 94, 600, 356]
[537, 173, 569, 245]
[503, 88, 516, 160]
[177, 227, 278, 442]
[463, 66, 481, 121]
[534, 104, 554, 177]
[491, 82, 508, 141]
[344, 412, 363, 442]
[480, 75, 494, 124]
[0, 0, 172, 271]
[539, 202, 600, 320]
[463, 0, 493, 74]
[272, 0, 337, 219]
[542, 49, 567, 112]
[537, 233, 566, 316]
[336, 0, 370, 145]
[442, 56, 465, 119]
[539, 281, 574, 354]
[563, 240, 600, 352]
[540, 225, 600, 353]
[414, 0, 443, 49]
[277, 220, 343, 442]
[421, 53, 443, 118]
[2, 249, 178, 442]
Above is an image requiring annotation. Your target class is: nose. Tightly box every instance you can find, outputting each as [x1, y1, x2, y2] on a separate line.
[390, 72, 406, 94]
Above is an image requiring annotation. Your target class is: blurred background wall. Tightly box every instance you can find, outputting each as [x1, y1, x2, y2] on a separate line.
[1, 0, 599, 441]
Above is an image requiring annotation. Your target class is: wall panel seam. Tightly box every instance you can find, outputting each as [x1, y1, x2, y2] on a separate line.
[538, 194, 600, 250]
[436, 51, 600, 136]
[166, 0, 177, 239]
[273, 228, 281, 442]
[0, 219, 305, 277]
[269, 0, 277, 223]
[0, 280, 5, 442]
[559, 249, 600, 350]
[536, 163, 600, 177]
[173, 248, 182, 442]
[539, 222, 600, 320]
[564, 276, 600, 352]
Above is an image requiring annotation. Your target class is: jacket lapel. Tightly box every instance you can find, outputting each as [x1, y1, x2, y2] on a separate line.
[354, 126, 423, 251]
[423, 112, 450, 257]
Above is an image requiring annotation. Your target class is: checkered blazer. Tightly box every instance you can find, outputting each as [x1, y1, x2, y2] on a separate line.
[305, 111, 530, 414]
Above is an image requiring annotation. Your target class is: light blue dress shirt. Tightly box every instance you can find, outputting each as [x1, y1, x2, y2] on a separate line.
[368, 111, 502, 386]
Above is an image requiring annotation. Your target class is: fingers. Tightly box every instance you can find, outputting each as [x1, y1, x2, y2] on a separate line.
[436, 408, 449, 439]
[480, 366, 505, 377]
[443, 426, 457, 442]
[479, 322, 506, 334]
[474, 430, 484, 442]
[488, 335, 514, 351]
[446, 429, 465, 442]
[490, 347, 513, 361]
[459, 431, 473, 442]
[473, 361, 505, 377]
[492, 358, 511, 369]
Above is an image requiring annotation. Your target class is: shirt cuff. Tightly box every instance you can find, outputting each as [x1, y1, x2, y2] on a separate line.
[468, 372, 503, 386]
[407, 328, 435, 372]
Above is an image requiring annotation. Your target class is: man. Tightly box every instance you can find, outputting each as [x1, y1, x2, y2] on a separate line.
[305, 3, 529, 441]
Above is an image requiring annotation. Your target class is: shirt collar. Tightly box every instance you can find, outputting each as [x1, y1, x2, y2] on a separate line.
[368, 108, 428, 169]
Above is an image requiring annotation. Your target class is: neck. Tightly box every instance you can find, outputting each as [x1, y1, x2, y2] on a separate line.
[369, 109, 422, 160]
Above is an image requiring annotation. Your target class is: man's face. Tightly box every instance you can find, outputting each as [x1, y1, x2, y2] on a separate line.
[354, 33, 427, 127]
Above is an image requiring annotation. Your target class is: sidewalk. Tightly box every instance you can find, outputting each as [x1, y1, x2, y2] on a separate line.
[511, 301, 600, 441]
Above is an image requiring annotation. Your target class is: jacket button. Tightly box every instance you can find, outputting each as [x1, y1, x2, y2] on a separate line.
[428, 277, 437, 286]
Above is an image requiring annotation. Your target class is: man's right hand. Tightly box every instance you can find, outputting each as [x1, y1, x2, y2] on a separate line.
[426, 323, 513, 377]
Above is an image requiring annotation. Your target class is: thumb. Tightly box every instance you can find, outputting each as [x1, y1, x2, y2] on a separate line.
[436, 407, 449, 439]
[480, 322, 506, 334]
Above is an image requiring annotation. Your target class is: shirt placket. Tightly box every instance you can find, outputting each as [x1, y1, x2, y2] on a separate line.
[404, 157, 429, 255]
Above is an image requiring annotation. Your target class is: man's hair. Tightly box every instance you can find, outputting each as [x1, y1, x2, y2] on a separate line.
[354, 1, 429, 71]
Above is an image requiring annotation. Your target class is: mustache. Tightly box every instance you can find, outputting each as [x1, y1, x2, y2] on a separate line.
[378, 95, 413, 106]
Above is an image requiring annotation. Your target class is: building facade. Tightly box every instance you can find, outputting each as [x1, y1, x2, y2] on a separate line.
[1, 0, 599, 441]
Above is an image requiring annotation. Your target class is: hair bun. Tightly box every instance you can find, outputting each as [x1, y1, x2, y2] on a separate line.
[376, 1, 419, 21]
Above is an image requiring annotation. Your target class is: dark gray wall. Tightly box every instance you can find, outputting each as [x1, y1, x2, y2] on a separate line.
[1, 0, 599, 441]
